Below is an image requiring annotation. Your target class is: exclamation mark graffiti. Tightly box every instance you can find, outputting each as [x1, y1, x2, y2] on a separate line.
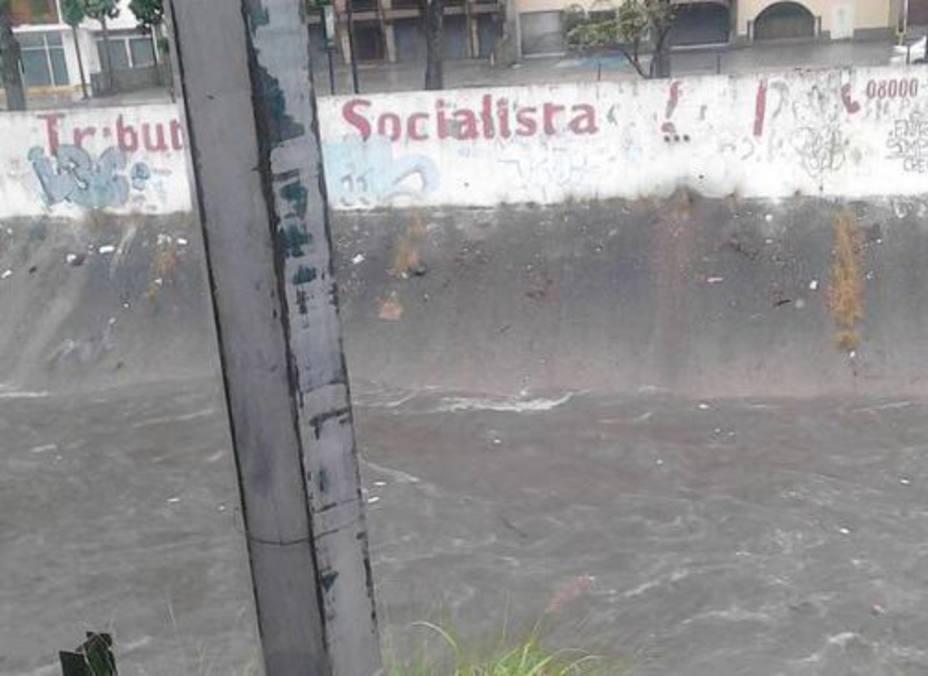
[753, 79, 768, 137]
[661, 81, 688, 143]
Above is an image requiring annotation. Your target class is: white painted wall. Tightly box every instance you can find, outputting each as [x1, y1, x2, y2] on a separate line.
[59, 26, 98, 87]
[0, 104, 190, 217]
[1, 65, 926, 219]
[317, 66, 928, 209]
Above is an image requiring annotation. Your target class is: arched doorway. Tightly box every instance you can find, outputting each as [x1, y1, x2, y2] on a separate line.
[668, 2, 731, 46]
[754, 1, 815, 41]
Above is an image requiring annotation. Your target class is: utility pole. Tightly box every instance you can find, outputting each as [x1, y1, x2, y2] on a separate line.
[168, 1, 382, 674]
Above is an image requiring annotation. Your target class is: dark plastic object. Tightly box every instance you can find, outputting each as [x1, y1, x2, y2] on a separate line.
[59, 632, 117, 676]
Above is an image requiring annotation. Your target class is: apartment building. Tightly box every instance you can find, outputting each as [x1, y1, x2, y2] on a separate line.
[307, 0, 506, 64]
[9, 0, 160, 97]
[518, 0, 903, 56]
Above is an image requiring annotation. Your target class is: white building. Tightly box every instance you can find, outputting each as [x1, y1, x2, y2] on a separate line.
[10, 0, 162, 97]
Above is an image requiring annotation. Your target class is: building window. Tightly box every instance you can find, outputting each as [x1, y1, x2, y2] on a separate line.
[19, 31, 69, 87]
[96, 32, 157, 70]
[353, 22, 386, 61]
[129, 37, 156, 67]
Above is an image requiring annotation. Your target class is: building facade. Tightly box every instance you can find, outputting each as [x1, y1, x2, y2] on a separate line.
[517, 0, 903, 57]
[310, 0, 506, 64]
[10, 0, 160, 97]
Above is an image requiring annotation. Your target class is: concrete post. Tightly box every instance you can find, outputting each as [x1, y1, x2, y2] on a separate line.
[494, 0, 521, 66]
[380, 0, 398, 63]
[168, 0, 382, 674]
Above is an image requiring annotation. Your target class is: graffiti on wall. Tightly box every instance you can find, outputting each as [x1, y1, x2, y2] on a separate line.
[38, 112, 184, 155]
[0, 104, 190, 217]
[887, 110, 928, 173]
[317, 67, 928, 208]
[323, 136, 439, 207]
[28, 145, 151, 209]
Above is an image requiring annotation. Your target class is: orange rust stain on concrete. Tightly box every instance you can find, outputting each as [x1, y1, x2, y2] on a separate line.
[827, 209, 864, 352]
[390, 210, 427, 278]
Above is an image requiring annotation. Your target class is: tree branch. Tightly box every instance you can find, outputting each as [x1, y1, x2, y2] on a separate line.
[619, 45, 646, 78]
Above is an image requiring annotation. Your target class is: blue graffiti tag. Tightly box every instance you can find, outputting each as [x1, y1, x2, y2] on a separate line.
[130, 161, 151, 190]
[323, 136, 439, 207]
[28, 145, 151, 209]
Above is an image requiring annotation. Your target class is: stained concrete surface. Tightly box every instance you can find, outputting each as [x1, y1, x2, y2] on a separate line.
[334, 199, 928, 397]
[4, 380, 928, 674]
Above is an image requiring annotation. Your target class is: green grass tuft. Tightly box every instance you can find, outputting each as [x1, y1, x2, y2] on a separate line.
[386, 621, 623, 676]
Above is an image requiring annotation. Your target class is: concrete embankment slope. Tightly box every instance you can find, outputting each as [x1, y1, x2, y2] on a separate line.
[333, 196, 928, 398]
[0, 213, 216, 392]
[5, 195, 928, 398]
[2, 67, 928, 397]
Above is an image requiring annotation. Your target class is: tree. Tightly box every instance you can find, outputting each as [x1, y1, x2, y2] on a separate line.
[0, 0, 25, 110]
[128, 0, 162, 30]
[567, 0, 676, 79]
[129, 0, 167, 74]
[416, 0, 445, 90]
[84, 0, 120, 94]
[61, 0, 89, 98]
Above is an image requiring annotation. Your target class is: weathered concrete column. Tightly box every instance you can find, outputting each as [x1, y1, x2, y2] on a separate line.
[169, 0, 382, 674]
[494, 0, 521, 66]
[380, 0, 398, 63]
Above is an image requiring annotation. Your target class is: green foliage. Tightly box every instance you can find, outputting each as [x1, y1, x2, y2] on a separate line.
[83, 0, 119, 21]
[386, 622, 624, 676]
[566, 0, 673, 51]
[128, 0, 163, 31]
[60, 0, 86, 28]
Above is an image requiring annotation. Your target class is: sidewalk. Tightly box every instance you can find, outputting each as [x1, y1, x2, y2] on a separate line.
[2, 37, 903, 111]
[314, 38, 898, 96]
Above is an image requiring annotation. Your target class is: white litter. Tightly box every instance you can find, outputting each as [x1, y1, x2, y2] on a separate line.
[367, 496, 381, 504]
[809, 280, 819, 291]
[66, 253, 78, 264]
[167, 496, 181, 504]
[765, 214, 773, 222]
[373, 480, 387, 487]
[177, 238, 189, 246]
[697, 403, 711, 410]
[838, 527, 851, 535]
[98, 245, 116, 254]
[0, 269, 11, 279]
[352, 254, 365, 264]
[706, 276, 724, 284]
[900, 477, 912, 486]
[492, 437, 502, 445]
